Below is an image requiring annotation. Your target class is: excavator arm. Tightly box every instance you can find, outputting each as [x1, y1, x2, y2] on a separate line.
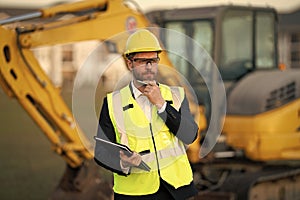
[0, 0, 200, 199]
[0, 0, 152, 169]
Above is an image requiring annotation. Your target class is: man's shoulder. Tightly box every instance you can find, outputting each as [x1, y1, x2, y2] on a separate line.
[106, 84, 130, 101]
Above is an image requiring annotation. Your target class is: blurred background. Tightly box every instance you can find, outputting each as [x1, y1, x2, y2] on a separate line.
[0, 0, 300, 199]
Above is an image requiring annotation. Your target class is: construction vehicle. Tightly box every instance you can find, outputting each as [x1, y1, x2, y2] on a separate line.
[146, 5, 300, 199]
[0, 0, 300, 199]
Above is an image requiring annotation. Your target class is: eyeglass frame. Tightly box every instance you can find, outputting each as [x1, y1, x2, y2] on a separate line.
[130, 57, 160, 66]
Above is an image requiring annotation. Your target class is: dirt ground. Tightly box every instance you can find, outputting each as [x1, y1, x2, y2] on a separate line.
[0, 84, 110, 200]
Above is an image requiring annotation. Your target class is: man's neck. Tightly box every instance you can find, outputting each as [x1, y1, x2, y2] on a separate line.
[133, 80, 147, 93]
[131, 81, 144, 99]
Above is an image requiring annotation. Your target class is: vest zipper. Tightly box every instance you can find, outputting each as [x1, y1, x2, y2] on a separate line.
[149, 123, 161, 176]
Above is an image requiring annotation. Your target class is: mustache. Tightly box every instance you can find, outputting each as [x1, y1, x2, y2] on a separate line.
[143, 70, 155, 75]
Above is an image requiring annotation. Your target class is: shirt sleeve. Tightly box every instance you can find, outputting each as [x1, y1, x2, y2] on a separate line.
[94, 97, 128, 176]
[157, 101, 167, 113]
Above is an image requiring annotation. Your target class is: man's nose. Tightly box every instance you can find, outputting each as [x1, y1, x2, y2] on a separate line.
[145, 62, 152, 69]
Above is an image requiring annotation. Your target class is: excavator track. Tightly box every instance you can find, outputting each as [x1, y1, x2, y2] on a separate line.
[248, 167, 300, 200]
[194, 160, 300, 200]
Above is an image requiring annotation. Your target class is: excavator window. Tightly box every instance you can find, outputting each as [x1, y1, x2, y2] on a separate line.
[164, 20, 214, 119]
[164, 20, 213, 81]
[220, 10, 253, 80]
[220, 9, 277, 81]
[256, 11, 276, 69]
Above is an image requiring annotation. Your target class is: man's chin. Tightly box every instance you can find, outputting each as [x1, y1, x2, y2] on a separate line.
[143, 76, 155, 81]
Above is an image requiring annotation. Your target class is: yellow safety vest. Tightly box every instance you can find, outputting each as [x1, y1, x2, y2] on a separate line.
[107, 83, 193, 195]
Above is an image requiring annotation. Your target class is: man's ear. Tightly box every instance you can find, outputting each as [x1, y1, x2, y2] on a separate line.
[126, 59, 133, 71]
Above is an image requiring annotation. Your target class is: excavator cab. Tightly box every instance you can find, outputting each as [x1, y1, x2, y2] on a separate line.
[148, 5, 300, 199]
[147, 6, 278, 120]
[147, 5, 300, 159]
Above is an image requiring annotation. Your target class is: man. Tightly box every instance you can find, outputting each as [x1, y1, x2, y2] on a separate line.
[94, 29, 199, 199]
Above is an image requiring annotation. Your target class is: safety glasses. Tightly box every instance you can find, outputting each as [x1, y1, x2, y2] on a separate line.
[131, 57, 160, 66]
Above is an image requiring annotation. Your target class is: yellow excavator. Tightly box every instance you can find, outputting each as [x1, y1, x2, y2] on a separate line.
[0, 0, 300, 199]
[146, 6, 300, 199]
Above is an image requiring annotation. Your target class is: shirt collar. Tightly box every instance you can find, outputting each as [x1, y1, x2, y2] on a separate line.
[130, 81, 143, 99]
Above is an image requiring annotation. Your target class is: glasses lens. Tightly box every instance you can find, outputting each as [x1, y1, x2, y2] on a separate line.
[133, 58, 160, 65]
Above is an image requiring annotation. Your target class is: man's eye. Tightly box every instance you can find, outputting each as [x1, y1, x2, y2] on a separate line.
[138, 59, 148, 64]
[132, 58, 160, 65]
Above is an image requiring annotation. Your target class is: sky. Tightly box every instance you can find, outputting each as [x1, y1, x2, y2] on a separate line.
[0, 0, 300, 13]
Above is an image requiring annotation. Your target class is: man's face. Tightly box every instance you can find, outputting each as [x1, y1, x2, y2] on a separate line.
[127, 52, 159, 82]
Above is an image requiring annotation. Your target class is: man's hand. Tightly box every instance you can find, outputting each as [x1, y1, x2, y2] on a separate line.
[120, 151, 142, 168]
[143, 81, 165, 109]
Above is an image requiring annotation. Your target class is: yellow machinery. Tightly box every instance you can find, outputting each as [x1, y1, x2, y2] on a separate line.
[147, 6, 300, 199]
[146, 6, 300, 199]
[0, 0, 300, 199]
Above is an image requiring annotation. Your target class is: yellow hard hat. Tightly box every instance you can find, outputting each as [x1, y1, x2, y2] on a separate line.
[124, 29, 162, 56]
